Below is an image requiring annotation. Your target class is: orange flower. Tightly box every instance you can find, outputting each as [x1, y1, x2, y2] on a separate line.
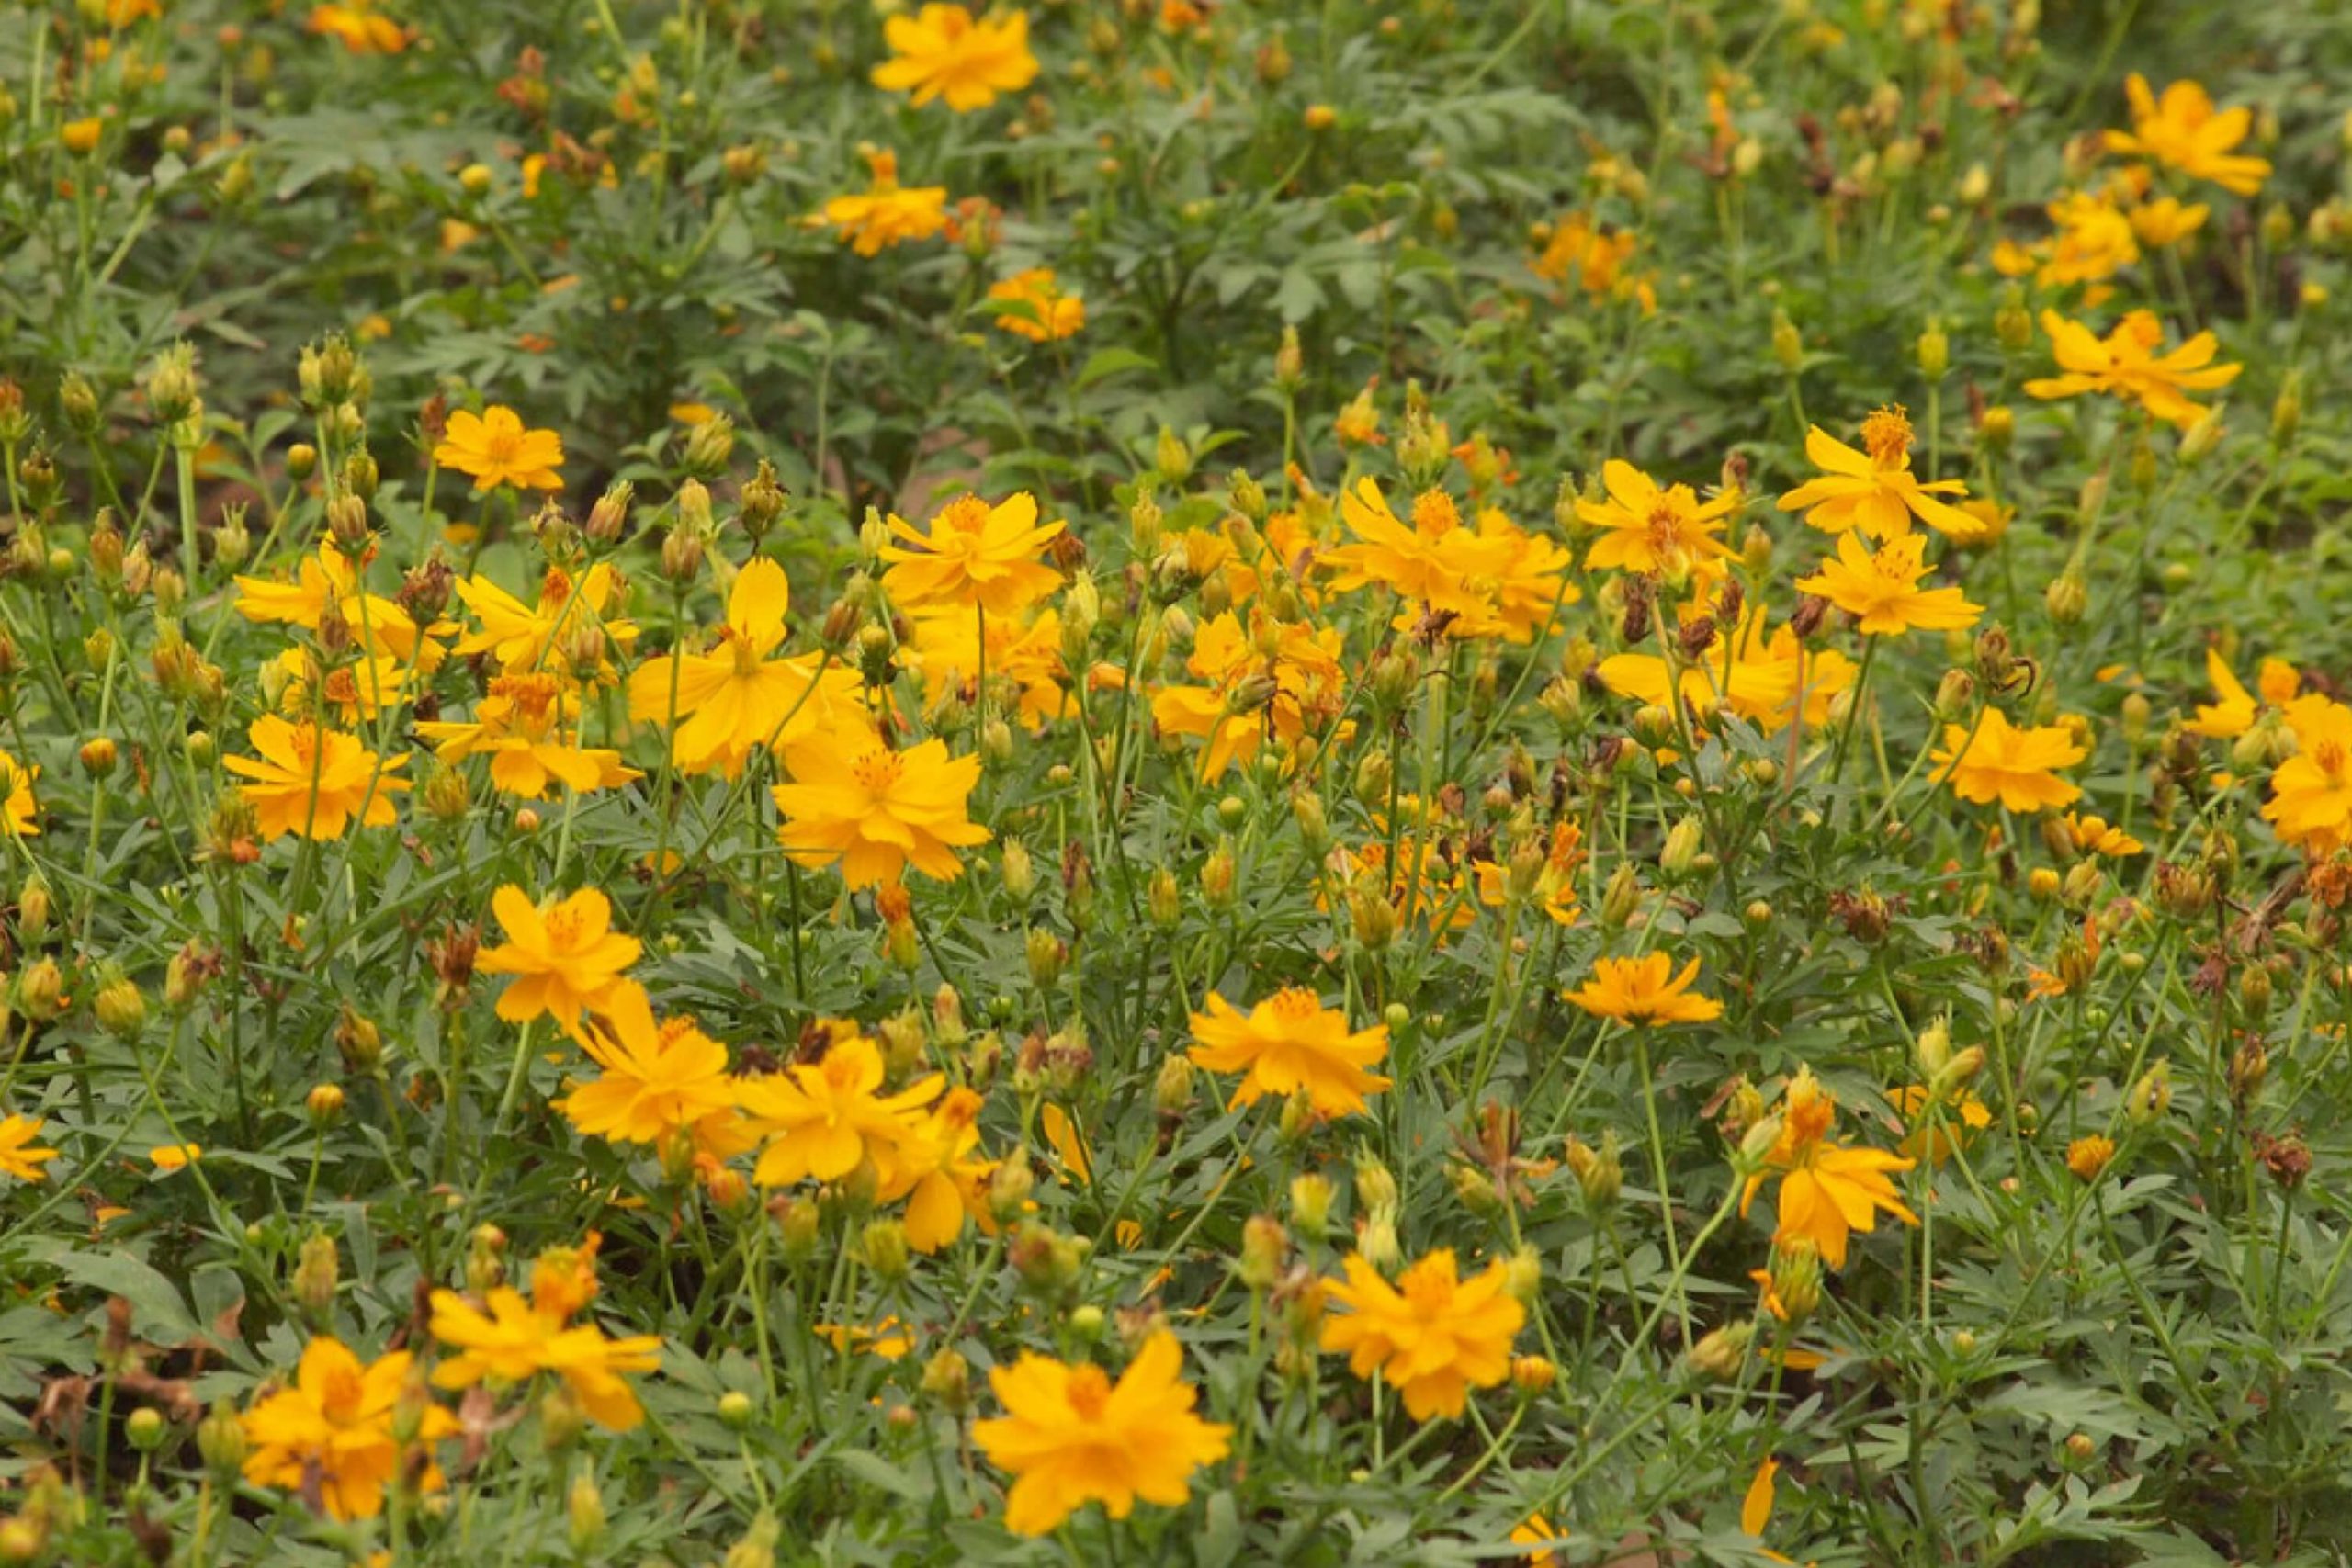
[1185, 989, 1391, 1117]
[972, 1332, 1231, 1536]
[242, 1337, 456, 1522]
[987, 268, 1085, 341]
[1318, 1249, 1524, 1420]
[739, 1033, 943, 1187]
[0, 1115, 58, 1182]
[1739, 1069, 1918, 1269]
[224, 716, 408, 840]
[433, 405, 565, 492]
[1792, 532, 1983, 637]
[2103, 75, 2270, 197]
[871, 4, 1039, 112]
[1564, 953, 1722, 1026]
[1930, 709, 2086, 812]
[817, 148, 950, 256]
[474, 886, 641, 1029]
[771, 734, 991, 888]
[1577, 460, 1737, 581]
[880, 491, 1064, 616]
[1777, 407, 1984, 541]
[2023, 310, 2241, 429]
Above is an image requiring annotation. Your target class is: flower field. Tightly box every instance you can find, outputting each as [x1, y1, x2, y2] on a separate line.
[2, 0, 2351, 1562]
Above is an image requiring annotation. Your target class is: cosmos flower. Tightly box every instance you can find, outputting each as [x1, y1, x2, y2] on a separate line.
[771, 734, 990, 888]
[2024, 310, 2241, 428]
[871, 5, 1039, 112]
[474, 886, 642, 1029]
[1564, 953, 1723, 1026]
[1186, 989, 1392, 1117]
[1777, 407, 1984, 541]
[880, 491, 1065, 617]
[739, 1033, 944, 1188]
[972, 1332, 1232, 1536]
[1318, 1249, 1525, 1421]
[224, 716, 408, 840]
[2103, 74, 2270, 197]
[557, 984, 744, 1156]
[0, 1115, 59, 1182]
[626, 557, 869, 778]
[433, 406, 565, 492]
[1576, 460, 1738, 581]
[1792, 532, 1984, 637]
[1740, 1069, 1918, 1269]
[1929, 709, 2086, 812]
[415, 672, 639, 799]
[241, 1337, 457, 1522]
[987, 268, 1085, 341]
[817, 149, 950, 256]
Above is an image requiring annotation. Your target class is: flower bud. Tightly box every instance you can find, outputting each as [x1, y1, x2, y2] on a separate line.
[94, 976, 144, 1039]
[1689, 1320, 1754, 1381]
[197, 1399, 246, 1481]
[922, 1348, 971, 1412]
[293, 1231, 339, 1319]
[2065, 1134, 2115, 1183]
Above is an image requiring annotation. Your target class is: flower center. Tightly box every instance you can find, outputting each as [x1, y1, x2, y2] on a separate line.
[1065, 1364, 1112, 1421]
[851, 748, 905, 795]
[1861, 405, 1913, 468]
[2315, 739, 2349, 780]
[1410, 490, 1461, 537]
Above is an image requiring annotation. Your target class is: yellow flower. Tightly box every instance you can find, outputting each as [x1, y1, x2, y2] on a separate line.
[1740, 1069, 1918, 1269]
[429, 1274, 661, 1432]
[235, 538, 435, 669]
[771, 734, 990, 888]
[880, 491, 1065, 616]
[1149, 609, 1345, 779]
[61, 118, 104, 155]
[1186, 989, 1391, 1117]
[2055, 812, 2143, 859]
[626, 558, 868, 778]
[474, 886, 641, 1029]
[987, 268, 1085, 341]
[972, 1331, 1232, 1537]
[817, 149, 950, 256]
[557, 984, 744, 1155]
[0, 750, 40, 838]
[0, 1115, 59, 1182]
[308, 1, 412, 53]
[1891, 1083, 1993, 1166]
[1474, 820, 1586, 926]
[2262, 696, 2352, 853]
[432, 405, 565, 492]
[905, 604, 1071, 730]
[739, 1033, 944, 1188]
[415, 672, 640, 799]
[224, 716, 409, 840]
[2024, 310, 2242, 429]
[1319, 1249, 1525, 1421]
[1930, 708, 2086, 812]
[877, 1086, 995, 1253]
[450, 562, 636, 679]
[150, 1143, 201, 1170]
[1564, 953, 1722, 1026]
[1510, 1514, 1567, 1566]
[1792, 532, 1983, 637]
[2130, 196, 2209, 248]
[871, 4, 1039, 113]
[2188, 645, 2298, 739]
[2103, 74, 2270, 197]
[242, 1337, 457, 1522]
[1532, 211, 1655, 312]
[1776, 408, 1984, 541]
[1597, 615, 1852, 738]
[2067, 1134, 2117, 1182]
[1576, 459, 1738, 580]
[1321, 479, 1502, 617]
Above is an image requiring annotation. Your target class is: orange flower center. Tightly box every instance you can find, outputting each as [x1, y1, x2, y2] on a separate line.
[1644, 502, 1686, 558]
[1410, 490, 1461, 537]
[1402, 1268, 1453, 1314]
[1861, 405, 1913, 468]
[851, 748, 905, 795]
[1065, 1364, 1112, 1421]
[1264, 987, 1324, 1022]
[2316, 739, 2350, 781]
[543, 904, 588, 948]
[483, 423, 525, 466]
